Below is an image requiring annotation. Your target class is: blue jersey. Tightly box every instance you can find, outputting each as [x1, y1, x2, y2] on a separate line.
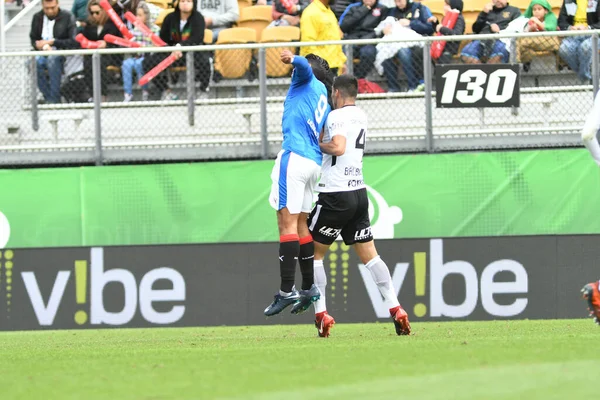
[281, 56, 331, 165]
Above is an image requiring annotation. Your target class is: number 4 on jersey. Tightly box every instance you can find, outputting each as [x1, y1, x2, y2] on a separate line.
[332, 129, 365, 166]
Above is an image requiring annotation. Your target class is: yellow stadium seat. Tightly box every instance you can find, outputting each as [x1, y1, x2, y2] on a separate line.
[148, 0, 172, 9]
[204, 29, 213, 44]
[260, 26, 300, 77]
[155, 8, 174, 27]
[238, 5, 273, 43]
[214, 27, 257, 79]
[238, 0, 253, 12]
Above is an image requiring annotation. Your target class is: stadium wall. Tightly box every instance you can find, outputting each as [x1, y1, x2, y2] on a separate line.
[0, 235, 597, 330]
[1, 148, 598, 330]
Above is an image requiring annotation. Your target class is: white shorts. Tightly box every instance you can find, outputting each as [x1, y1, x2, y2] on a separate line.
[269, 150, 321, 214]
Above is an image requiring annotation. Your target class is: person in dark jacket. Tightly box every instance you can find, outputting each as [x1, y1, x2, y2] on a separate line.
[142, 0, 208, 100]
[557, 0, 600, 82]
[30, 0, 77, 103]
[429, 0, 465, 64]
[460, 0, 520, 63]
[339, 0, 388, 79]
[81, 0, 124, 100]
[381, 0, 433, 91]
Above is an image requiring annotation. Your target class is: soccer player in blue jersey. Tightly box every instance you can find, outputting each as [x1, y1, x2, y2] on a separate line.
[264, 49, 334, 317]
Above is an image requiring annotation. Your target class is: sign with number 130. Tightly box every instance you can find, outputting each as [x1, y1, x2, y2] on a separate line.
[435, 64, 520, 108]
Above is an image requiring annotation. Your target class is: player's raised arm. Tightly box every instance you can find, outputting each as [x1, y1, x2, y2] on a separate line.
[281, 50, 312, 84]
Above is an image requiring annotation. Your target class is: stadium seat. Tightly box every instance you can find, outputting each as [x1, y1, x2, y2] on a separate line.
[155, 8, 174, 27]
[238, 0, 253, 12]
[238, 5, 273, 43]
[214, 27, 257, 79]
[260, 26, 300, 77]
[148, 0, 173, 9]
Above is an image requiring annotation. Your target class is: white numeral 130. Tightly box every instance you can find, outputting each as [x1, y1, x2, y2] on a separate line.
[440, 69, 517, 104]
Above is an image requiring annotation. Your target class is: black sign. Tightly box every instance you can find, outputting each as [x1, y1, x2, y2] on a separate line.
[435, 64, 520, 108]
[0, 235, 595, 331]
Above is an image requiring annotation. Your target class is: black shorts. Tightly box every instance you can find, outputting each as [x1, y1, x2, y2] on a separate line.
[308, 188, 373, 246]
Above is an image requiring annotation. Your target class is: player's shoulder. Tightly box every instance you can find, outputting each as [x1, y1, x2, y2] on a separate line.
[326, 108, 346, 123]
[328, 105, 366, 120]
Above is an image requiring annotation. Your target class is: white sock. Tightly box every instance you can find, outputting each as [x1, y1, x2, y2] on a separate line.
[279, 285, 296, 297]
[583, 135, 600, 167]
[313, 259, 327, 313]
[366, 255, 400, 310]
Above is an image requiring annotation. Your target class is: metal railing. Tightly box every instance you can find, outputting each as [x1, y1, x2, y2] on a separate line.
[0, 29, 598, 165]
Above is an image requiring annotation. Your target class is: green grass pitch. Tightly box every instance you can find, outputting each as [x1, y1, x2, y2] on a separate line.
[1, 319, 599, 399]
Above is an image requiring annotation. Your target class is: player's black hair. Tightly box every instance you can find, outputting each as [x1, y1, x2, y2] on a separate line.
[333, 74, 358, 99]
[306, 53, 335, 108]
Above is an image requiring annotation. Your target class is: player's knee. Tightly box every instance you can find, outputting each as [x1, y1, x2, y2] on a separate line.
[354, 240, 378, 265]
[277, 208, 298, 234]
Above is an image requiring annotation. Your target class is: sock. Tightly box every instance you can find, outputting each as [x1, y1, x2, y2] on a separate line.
[299, 235, 315, 290]
[583, 136, 600, 167]
[279, 234, 300, 293]
[313, 259, 327, 313]
[365, 255, 400, 310]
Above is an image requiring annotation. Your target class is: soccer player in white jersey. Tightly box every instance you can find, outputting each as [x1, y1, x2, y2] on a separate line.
[306, 74, 411, 337]
[263, 50, 335, 317]
[581, 90, 600, 167]
[581, 90, 600, 325]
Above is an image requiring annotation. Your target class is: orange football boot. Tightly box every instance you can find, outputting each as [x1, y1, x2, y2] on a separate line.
[315, 311, 335, 338]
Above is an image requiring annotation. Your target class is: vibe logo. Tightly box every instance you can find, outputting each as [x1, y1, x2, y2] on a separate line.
[21, 247, 186, 326]
[359, 239, 528, 319]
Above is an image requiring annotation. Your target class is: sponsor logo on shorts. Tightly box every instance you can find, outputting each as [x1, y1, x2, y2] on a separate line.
[354, 227, 372, 241]
[319, 226, 342, 238]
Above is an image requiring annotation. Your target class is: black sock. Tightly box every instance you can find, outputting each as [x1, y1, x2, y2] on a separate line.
[279, 234, 300, 293]
[299, 236, 314, 290]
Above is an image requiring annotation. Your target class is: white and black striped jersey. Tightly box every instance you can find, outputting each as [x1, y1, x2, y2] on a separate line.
[317, 105, 367, 193]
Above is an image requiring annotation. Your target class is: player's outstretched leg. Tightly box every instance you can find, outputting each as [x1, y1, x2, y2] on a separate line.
[291, 233, 321, 314]
[310, 245, 335, 337]
[581, 280, 600, 325]
[364, 255, 411, 335]
[264, 231, 301, 317]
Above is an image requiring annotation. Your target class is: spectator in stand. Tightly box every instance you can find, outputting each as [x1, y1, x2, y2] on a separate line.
[516, 0, 558, 68]
[460, 0, 521, 64]
[332, 0, 354, 20]
[428, 0, 465, 64]
[558, 0, 600, 83]
[143, 0, 209, 100]
[300, 0, 347, 75]
[30, 0, 77, 104]
[121, 1, 157, 102]
[197, 0, 238, 42]
[71, 0, 88, 32]
[81, 0, 124, 102]
[120, 0, 161, 30]
[380, 0, 433, 92]
[269, 0, 309, 27]
[338, 0, 388, 83]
